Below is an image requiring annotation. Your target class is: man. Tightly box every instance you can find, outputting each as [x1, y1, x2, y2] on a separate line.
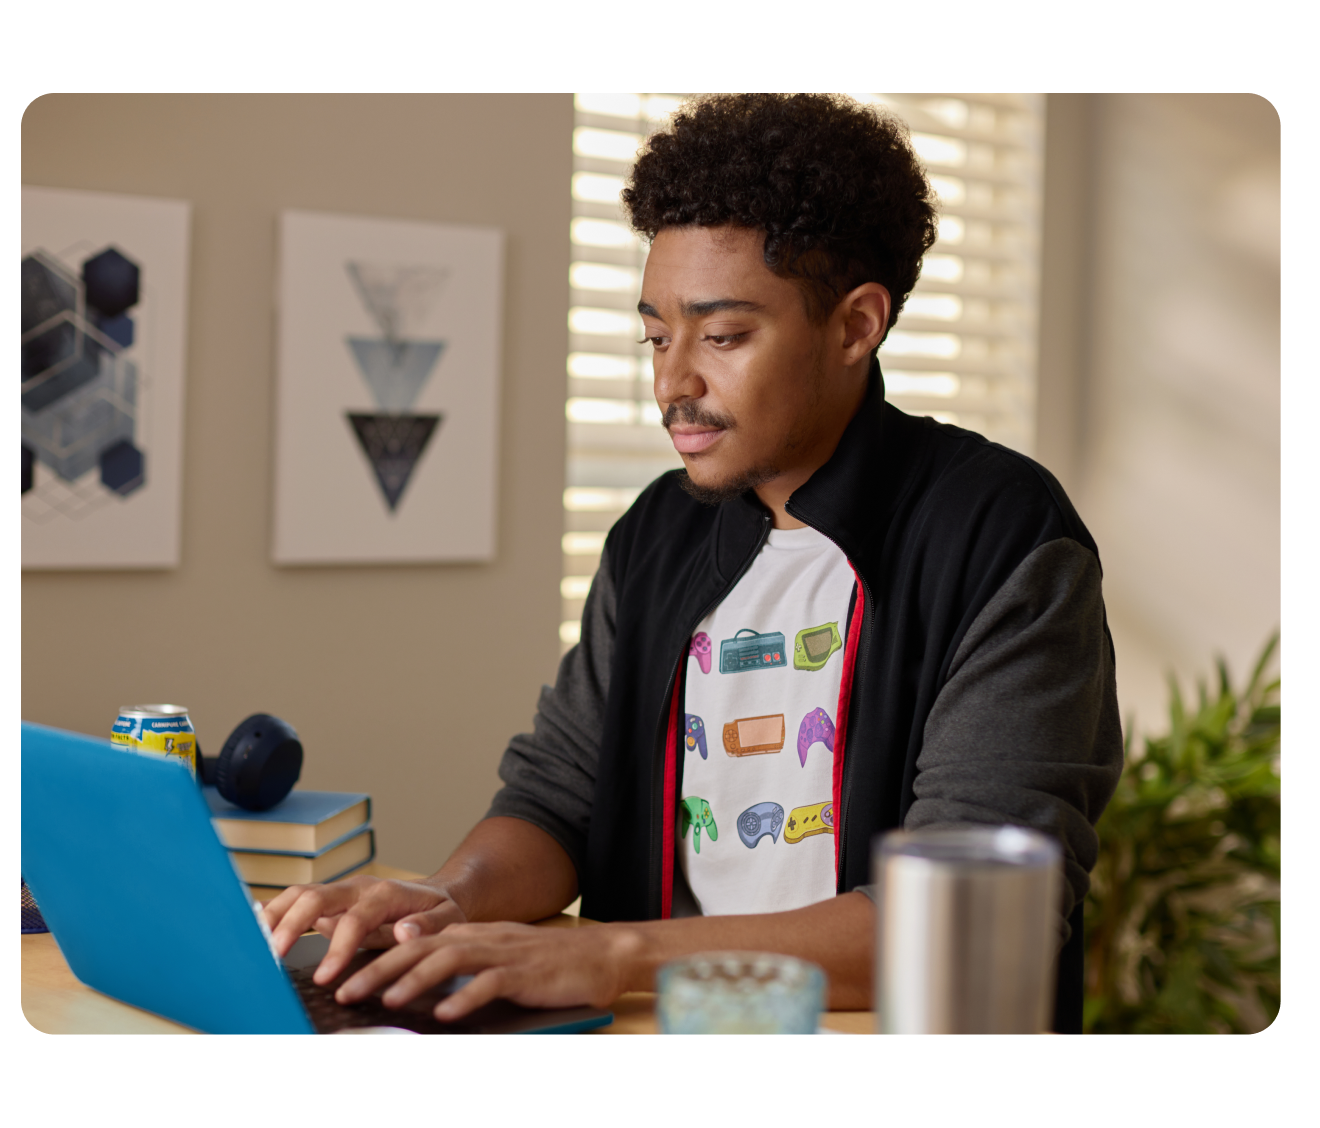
[264, 93, 1122, 1030]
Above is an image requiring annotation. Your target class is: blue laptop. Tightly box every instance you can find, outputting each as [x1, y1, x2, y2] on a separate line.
[21, 722, 613, 1035]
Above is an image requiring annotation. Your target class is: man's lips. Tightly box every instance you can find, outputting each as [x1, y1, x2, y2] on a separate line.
[669, 427, 724, 454]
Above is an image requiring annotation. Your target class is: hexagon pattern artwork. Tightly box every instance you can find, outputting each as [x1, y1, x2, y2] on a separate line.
[82, 247, 141, 318]
[99, 438, 145, 495]
[23, 186, 190, 568]
[20, 246, 146, 503]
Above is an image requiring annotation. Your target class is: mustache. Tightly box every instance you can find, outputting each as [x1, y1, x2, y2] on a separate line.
[662, 401, 736, 431]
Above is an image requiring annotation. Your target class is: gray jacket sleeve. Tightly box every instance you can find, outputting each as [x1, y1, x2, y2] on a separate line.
[871, 537, 1123, 943]
[482, 546, 616, 878]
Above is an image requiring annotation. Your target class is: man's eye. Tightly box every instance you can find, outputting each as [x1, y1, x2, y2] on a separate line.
[704, 333, 746, 346]
[639, 335, 669, 348]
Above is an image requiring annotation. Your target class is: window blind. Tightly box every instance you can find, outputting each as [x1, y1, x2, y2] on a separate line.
[560, 93, 1045, 651]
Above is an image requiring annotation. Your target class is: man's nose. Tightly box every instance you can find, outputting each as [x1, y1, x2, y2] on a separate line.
[654, 332, 705, 406]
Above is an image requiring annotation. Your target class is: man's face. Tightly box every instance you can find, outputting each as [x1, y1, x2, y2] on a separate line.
[639, 225, 840, 504]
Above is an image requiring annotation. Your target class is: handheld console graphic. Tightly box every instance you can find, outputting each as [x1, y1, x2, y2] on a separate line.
[737, 801, 785, 848]
[784, 801, 834, 844]
[722, 714, 786, 757]
[680, 796, 718, 853]
[688, 632, 712, 674]
[796, 707, 836, 766]
[684, 714, 708, 760]
[719, 629, 787, 674]
[794, 622, 842, 671]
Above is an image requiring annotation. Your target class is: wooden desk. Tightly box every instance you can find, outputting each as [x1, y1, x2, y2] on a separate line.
[21, 864, 873, 1034]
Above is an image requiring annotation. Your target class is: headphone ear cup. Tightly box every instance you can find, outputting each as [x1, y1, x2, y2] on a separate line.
[213, 718, 255, 808]
[214, 714, 303, 812]
[244, 725, 303, 812]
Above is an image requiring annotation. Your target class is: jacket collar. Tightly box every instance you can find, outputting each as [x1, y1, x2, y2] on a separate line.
[783, 357, 926, 574]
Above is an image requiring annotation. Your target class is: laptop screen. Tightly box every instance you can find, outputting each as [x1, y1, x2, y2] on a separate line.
[22, 722, 313, 1033]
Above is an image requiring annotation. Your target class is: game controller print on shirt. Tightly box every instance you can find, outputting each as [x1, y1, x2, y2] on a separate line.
[718, 628, 787, 673]
[796, 708, 836, 767]
[688, 632, 712, 674]
[737, 801, 785, 848]
[685, 714, 708, 760]
[784, 801, 834, 844]
[680, 796, 717, 853]
[679, 523, 855, 915]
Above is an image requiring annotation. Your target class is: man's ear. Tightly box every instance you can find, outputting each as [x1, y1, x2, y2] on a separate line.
[838, 283, 891, 364]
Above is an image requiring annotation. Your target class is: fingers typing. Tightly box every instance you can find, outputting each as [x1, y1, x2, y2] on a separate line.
[266, 881, 362, 957]
[313, 879, 449, 983]
[433, 966, 511, 1021]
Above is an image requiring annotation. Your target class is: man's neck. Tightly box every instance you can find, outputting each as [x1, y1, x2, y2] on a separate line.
[754, 360, 872, 529]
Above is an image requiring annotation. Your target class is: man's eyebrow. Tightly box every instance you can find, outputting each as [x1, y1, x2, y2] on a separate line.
[636, 298, 765, 317]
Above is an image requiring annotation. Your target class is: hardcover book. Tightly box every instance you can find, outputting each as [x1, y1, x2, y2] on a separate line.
[202, 787, 370, 854]
[231, 826, 376, 888]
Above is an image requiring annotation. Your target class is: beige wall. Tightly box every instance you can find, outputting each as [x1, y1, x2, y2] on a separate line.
[24, 93, 1281, 861]
[22, 95, 573, 872]
[1037, 94, 1280, 735]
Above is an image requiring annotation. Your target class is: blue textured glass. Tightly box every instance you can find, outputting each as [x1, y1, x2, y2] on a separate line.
[657, 952, 825, 1034]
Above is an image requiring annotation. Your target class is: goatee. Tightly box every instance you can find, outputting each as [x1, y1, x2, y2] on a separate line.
[676, 463, 780, 506]
[663, 398, 781, 505]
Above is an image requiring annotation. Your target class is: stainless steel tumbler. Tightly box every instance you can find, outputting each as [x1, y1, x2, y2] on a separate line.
[873, 825, 1062, 1033]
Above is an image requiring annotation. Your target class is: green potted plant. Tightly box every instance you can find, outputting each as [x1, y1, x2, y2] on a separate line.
[1083, 636, 1280, 1033]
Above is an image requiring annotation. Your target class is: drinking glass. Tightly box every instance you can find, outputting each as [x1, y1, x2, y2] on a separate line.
[873, 824, 1062, 1033]
[657, 951, 826, 1034]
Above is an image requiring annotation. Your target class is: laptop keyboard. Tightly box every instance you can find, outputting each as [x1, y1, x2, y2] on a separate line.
[288, 956, 576, 1034]
[282, 935, 612, 1034]
[288, 962, 462, 1033]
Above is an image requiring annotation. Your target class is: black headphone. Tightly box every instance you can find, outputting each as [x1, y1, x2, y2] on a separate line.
[197, 713, 304, 812]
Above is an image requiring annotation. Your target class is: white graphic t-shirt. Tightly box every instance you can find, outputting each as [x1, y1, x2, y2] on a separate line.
[679, 525, 856, 916]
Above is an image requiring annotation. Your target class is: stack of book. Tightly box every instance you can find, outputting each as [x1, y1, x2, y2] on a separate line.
[203, 788, 374, 889]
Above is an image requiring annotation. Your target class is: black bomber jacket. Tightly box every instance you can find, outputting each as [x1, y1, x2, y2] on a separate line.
[490, 362, 1123, 1030]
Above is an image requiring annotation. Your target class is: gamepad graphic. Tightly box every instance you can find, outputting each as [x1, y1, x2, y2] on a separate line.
[737, 801, 785, 848]
[680, 796, 718, 853]
[796, 707, 836, 766]
[719, 628, 787, 673]
[684, 714, 708, 760]
[794, 621, 842, 671]
[688, 632, 712, 674]
[784, 801, 834, 844]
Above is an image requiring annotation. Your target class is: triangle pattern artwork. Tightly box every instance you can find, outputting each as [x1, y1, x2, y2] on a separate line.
[343, 260, 449, 512]
[346, 339, 445, 412]
[347, 413, 442, 511]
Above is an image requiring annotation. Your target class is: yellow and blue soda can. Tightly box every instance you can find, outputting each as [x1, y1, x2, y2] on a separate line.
[111, 704, 198, 777]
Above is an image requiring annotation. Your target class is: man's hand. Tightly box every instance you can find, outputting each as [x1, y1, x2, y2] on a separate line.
[329, 891, 875, 1021]
[332, 921, 644, 1020]
[261, 875, 466, 985]
[260, 818, 580, 992]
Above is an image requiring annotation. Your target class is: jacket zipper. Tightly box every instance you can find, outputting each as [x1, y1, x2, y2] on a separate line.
[649, 511, 774, 918]
[784, 503, 875, 891]
[837, 568, 872, 885]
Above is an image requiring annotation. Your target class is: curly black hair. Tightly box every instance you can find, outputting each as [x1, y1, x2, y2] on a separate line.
[622, 93, 938, 336]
